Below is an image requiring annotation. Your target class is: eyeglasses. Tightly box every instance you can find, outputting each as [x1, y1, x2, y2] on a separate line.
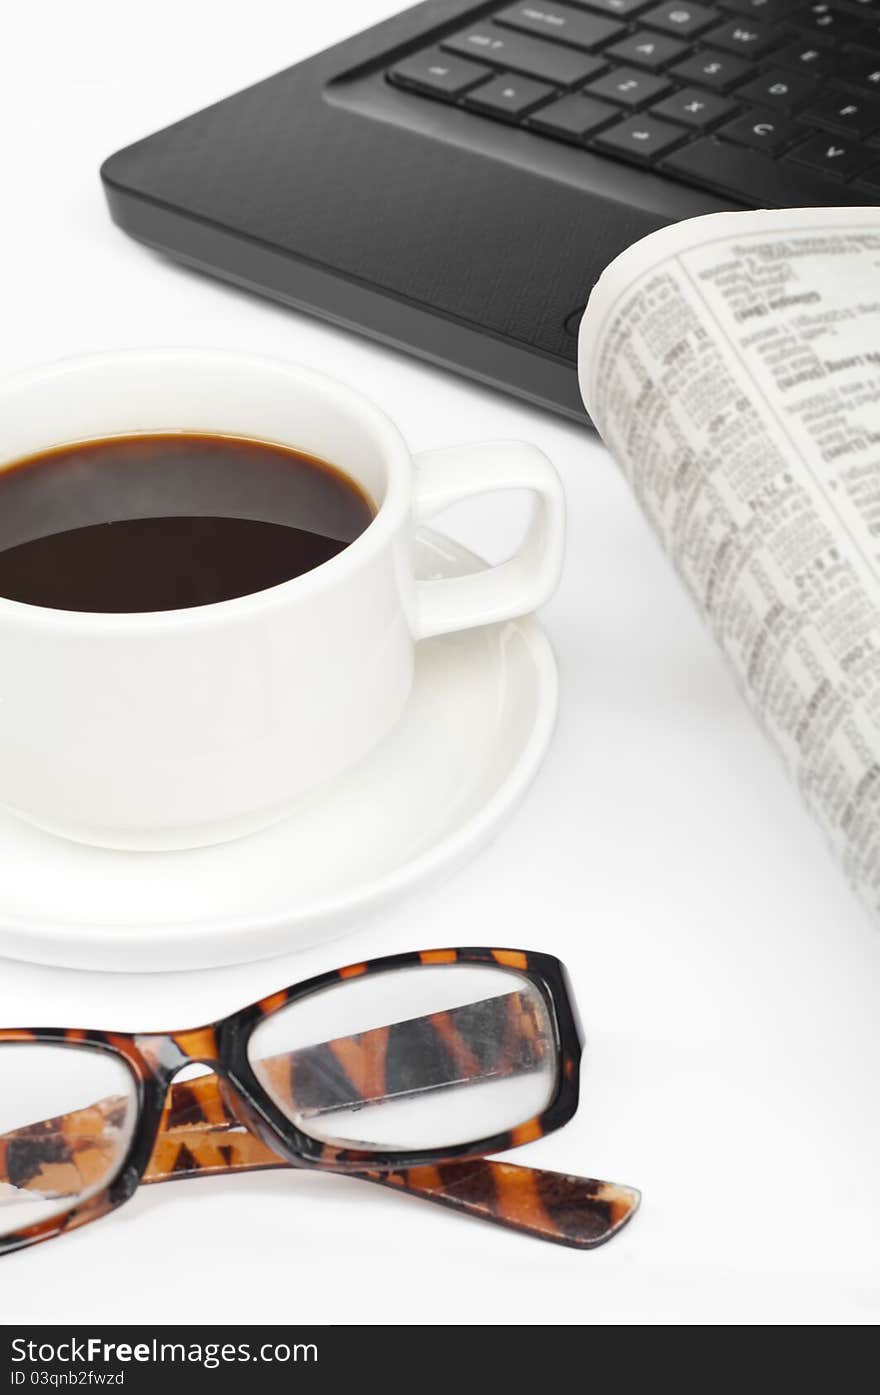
[0, 947, 639, 1255]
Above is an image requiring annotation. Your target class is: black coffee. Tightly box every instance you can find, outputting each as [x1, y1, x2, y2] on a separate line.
[0, 433, 375, 613]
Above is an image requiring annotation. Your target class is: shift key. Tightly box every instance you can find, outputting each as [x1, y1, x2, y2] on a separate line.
[443, 26, 606, 86]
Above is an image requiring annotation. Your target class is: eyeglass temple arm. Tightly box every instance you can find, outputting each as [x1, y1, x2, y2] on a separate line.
[352, 1160, 640, 1250]
[243, 988, 551, 1120]
[140, 1073, 639, 1250]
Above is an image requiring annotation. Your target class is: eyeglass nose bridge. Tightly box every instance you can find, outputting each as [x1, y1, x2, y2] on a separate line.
[168, 1025, 222, 1064]
[148, 1026, 280, 1133]
[133, 1024, 222, 1079]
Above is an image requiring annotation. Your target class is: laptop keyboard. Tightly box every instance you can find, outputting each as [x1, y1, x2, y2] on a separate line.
[387, 0, 880, 206]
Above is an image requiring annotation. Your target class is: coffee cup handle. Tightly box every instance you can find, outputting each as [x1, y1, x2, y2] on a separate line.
[411, 442, 565, 641]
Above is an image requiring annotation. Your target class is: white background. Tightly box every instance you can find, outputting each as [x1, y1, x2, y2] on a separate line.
[0, 0, 879, 1327]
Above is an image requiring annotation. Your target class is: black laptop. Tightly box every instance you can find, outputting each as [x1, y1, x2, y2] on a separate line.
[101, 0, 879, 422]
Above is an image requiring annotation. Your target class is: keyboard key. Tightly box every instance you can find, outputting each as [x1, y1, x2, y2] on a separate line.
[794, 3, 867, 38]
[528, 90, 620, 136]
[786, 133, 870, 177]
[718, 108, 802, 148]
[651, 85, 739, 123]
[586, 64, 673, 103]
[803, 87, 880, 133]
[718, 0, 801, 17]
[593, 112, 686, 158]
[840, 46, 880, 88]
[464, 73, 557, 116]
[774, 39, 836, 72]
[706, 17, 780, 53]
[605, 29, 689, 67]
[494, 3, 625, 51]
[443, 26, 605, 84]
[662, 133, 856, 200]
[573, 0, 654, 12]
[853, 161, 880, 193]
[389, 48, 493, 97]
[640, 1, 717, 34]
[670, 47, 751, 88]
[735, 67, 819, 106]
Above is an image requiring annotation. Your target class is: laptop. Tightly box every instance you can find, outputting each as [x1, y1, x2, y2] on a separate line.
[101, 0, 879, 422]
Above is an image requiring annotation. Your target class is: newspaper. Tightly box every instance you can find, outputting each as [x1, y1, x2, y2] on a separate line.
[579, 207, 880, 918]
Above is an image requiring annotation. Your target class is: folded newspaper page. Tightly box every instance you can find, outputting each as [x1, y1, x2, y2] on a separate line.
[579, 207, 880, 919]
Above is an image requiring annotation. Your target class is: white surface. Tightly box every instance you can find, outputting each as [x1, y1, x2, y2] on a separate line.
[1, 0, 879, 1327]
[0, 530, 557, 969]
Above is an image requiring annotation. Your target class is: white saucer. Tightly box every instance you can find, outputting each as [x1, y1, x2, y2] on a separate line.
[0, 530, 557, 973]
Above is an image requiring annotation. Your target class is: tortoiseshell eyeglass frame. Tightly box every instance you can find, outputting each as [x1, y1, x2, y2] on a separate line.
[0, 947, 640, 1256]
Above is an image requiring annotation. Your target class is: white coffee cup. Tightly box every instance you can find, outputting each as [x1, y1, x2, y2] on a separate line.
[0, 350, 564, 851]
